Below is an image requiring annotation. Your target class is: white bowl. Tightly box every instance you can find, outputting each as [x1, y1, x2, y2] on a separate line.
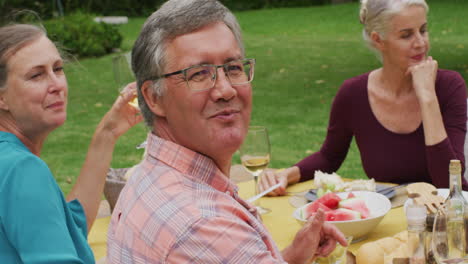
[293, 191, 391, 241]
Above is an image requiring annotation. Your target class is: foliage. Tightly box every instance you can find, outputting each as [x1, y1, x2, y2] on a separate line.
[43, 12, 122, 57]
[0, 0, 355, 20]
[0, 0, 54, 24]
[220, 0, 331, 11]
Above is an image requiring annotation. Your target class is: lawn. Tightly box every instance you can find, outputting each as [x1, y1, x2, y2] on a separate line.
[41, 1, 468, 194]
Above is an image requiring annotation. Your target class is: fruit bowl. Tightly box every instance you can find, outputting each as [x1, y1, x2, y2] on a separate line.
[293, 191, 391, 241]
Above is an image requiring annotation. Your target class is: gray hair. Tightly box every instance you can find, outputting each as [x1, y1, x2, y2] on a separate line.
[359, 0, 428, 60]
[131, 0, 244, 127]
[0, 24, 45, 91]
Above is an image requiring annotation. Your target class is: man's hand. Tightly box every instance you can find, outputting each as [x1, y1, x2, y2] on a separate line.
[282, 210, 348, 264]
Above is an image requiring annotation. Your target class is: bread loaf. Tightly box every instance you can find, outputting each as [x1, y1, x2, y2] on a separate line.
[355, 231, 411, 264]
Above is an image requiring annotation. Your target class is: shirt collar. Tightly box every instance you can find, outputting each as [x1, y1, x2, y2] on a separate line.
[145, 132, 238, 195]
[0, 131, 29, 151]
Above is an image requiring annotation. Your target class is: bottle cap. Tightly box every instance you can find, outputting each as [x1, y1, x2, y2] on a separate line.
[450, 160, 462, 175]
[406, 204, 427, 225]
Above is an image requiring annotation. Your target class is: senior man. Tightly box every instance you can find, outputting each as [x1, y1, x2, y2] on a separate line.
[107, 0, 346, 263]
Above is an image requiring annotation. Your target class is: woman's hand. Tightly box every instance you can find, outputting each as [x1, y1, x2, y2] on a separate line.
[98, 82, 143, 140]
[407, 56, 448, 146]
[258, 166, 301, 196]
[68, 82, 143, 230]
[407, 56, 438, 103]
[282, 209, 348, 264]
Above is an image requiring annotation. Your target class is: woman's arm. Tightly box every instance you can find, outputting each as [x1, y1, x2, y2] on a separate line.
[411, 64, 467, 189]
[259, 79, 357, 196]
[409, 57, 448, 146]
[66, 83, 143, 231]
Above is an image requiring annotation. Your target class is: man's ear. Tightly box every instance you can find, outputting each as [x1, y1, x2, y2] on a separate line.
[0, 93, 9, 111]
[370, 31, 385, 51]
[141, 81, 166, 117]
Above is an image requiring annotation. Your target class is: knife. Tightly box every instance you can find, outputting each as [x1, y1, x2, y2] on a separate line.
[376, 183, 411, 196]
[247, 183, 282, 203]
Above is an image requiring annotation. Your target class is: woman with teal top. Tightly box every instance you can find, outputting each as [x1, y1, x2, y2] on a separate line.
[0, 24, 142, 263]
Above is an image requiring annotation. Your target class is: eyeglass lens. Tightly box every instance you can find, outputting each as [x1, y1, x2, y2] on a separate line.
[185, 60, 253, 91]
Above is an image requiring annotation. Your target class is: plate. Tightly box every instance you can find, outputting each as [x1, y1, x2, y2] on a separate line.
[403, 188, 468, 211]
[304, 183, 396, 202]
[375, 183, 397, 199]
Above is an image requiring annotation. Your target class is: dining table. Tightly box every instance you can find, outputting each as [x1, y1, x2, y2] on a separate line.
[88, 178, 408, 262]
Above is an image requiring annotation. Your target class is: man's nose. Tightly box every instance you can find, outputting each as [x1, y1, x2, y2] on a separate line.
[210, 67, 237, 101]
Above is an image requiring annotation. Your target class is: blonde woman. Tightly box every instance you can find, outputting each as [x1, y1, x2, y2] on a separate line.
[0, 24, 142, 263]
[261, 0, 467, 195]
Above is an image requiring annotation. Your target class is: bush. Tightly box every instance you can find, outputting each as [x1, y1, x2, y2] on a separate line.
[221, 0, 331, 10]
[43, 12, 122, 58]
[1, 0, 353, 20]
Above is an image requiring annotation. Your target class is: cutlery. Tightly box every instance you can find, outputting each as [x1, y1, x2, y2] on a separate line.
[305, 189, 319, 202]
[247, 183, 282, 203]
[376, 183, 411, 196]
[406, 182, 444, 214]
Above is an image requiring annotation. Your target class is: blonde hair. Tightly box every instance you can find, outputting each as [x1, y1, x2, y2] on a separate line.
[0, 24, 45, 91]
[359, 0, 428, 59]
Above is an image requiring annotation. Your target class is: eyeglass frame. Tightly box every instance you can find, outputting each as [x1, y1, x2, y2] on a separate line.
[145, 58, 255, 91]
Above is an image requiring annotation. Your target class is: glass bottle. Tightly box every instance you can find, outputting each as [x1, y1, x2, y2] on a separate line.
[432, 159, 468, 263]
[406, 204, 427, 264]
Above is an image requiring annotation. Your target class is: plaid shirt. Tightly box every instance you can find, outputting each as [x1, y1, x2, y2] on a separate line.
[107, 133, 286, 263]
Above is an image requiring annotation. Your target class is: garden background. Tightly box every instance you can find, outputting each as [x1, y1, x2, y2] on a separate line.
[2, 0, 467, 194]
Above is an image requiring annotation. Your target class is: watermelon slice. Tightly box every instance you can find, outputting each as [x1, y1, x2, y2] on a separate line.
[315, 192, 341, 209]
[325, 208, 361, 221]
[339, 197, 370, 219]
[303, 201, 332, 219]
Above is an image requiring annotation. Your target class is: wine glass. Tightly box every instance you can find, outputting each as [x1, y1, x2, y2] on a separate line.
[432, 206, 468, 263]
[432, 200, 468, 263]
[432, 161, 468, 264]
[313, 236, 353, 264]
[112, 52, 146, 149]
[112, 52, 139, 109]
[239, 126, 271, 214]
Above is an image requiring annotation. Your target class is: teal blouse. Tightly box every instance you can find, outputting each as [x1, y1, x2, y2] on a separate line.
[0, 132, 94, 263]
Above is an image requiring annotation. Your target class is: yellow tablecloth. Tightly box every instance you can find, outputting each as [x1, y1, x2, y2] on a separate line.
[89, 180, 407, 261]
[88, 216, 110, 262]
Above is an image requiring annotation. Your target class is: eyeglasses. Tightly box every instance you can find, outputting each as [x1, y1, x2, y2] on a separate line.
[148, 58, 255, 91]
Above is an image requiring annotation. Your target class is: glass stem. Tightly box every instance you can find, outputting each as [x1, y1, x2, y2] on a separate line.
[253, 173, 260, 206]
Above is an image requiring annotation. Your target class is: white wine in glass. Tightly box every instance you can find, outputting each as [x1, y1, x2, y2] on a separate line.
[242, 155, 270, 176]
[240, 126, 271, 214]
[112, 52, 139, 109]
[112, 52, 146, 150]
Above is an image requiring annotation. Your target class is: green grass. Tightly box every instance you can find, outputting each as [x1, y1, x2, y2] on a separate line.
[40, 2, 468, 194]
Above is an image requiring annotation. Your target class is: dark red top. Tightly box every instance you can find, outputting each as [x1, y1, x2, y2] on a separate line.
[296, 70, 468, 190]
